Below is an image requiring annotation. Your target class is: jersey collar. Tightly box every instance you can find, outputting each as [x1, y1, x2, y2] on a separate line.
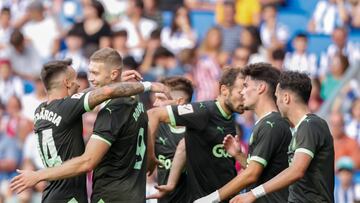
[290, 114, 308, 135]
[255, 111, 274, 125]
[215, 101, 232, 120]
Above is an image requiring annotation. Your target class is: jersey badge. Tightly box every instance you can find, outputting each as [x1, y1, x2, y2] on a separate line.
[178, 104, 194, 115]
[71, 92, 84, 99]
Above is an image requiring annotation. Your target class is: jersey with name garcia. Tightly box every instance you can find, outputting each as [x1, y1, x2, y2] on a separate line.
[167, 101, 237, 202]
[91, 97, 148, 203]
[247, 112, 292, 203]
[155, 123, 187, 203]
[288, 114, 334, 203]
[34, 92, 91, 203]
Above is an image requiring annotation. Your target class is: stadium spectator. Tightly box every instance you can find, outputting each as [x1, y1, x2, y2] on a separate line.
[345, 98, 360, 145]
[334, 157, 360, 203]
[113, 0, 157, 62]
[56, 27, 88, 73]
[330, 111, 360, 169]
[1, 96, 23, 138]
[2, 29, 42, 80]
[215, 0, 261, 26]
[269, 48, 285, 70]
[259, 3, 289, 49]
[284, 33, 318, 78]
[319, 27, 360, 77]
[160, 6, 197, 55]
[320, 53, 349, 100]
[308, 0, 350, 34]
[308, 79, 323, 113]
[140, 29, 162, 75]
[216, 1, 242, 54]
[350, 0, 360, 28]
[239, 26, 263, 55]
[0, 59, 23, 104]
[193, 27, 223, 101]
[112, 30, 131, 58]
[230, 45, 251, 68]
[72, 0, 112, 51]
[20, 77, 46, 122]
[18, 1, 61, 61]
[143, 0, 163, 27]
[0, 7, 12, 50]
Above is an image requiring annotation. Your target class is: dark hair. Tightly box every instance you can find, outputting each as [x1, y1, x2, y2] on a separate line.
[153, 47, 174, 60]
[41, 60, 72, 91]
[159, 76, 193, 102]
[272, 48, 286, 61]
[241, 63, 280, 101]
[278, 71, 312, 104]
[10, 29, 24, 48]
[242, 26, 262, 54]
[112, 30, 128, 38]
[123, 56, 139, 70]
[1, 7, 10, 15]
[91, 0, 105, 18]
[294, 32, 308, 40]
[262, 3, 277, 12]
[90, 47, 123, 69]
[335, 52, 349, 73]
[134, 0, 144, 10]
[77, 71, 88, 80]
[150, 28, 162, 39]
[170, 6, 191, 36]
[219, 67, 242, 88]
[67, 27, 83, 38]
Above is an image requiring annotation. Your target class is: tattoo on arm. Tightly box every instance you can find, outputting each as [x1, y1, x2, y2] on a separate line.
[88, 82, 144, 109]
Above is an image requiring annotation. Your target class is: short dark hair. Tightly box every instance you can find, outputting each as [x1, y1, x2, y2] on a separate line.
[150, 28, 162, 39]
[1, 7, 10, 15]
[10, 29, 24, 47]
[91, 0, 105, 18]
[294, 32, 308, 40]
[159, 76, 193, 102]
[219, 67, 242, 88]
[278, 71, 312, 104]
[241, 63, 280, 101]
[272, 48, 285, 61]
[67, 27, 83, 38]
[262, 3, 277, 12]
[41, 59, 72, 91]
[112, 30, 128, 38]
[134, 0, 144, 10]
[90, 47, 123, 69]
[153, 47, 174, 60]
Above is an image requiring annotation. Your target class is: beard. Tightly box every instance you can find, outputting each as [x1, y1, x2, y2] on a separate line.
[225, 97, 245, 114]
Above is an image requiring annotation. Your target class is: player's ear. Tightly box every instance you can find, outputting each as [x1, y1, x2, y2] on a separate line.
[284, 92, 290, 104]
[220, 84, 229, 97]
[111, 68, 121, 81]
[258, 82, 266, 95]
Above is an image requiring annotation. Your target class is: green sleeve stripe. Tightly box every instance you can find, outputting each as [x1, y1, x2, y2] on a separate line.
[84, 92, 92, 112]
[249, 156, 268, 167]
[166, 105, 176, 126]
[295, 148, 314, 158]
[91, 134, 112, 146]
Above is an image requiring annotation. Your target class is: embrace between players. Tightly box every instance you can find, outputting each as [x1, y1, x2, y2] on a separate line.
[10, 47, 334, 203]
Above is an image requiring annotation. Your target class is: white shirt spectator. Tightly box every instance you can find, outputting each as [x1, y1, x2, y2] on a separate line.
[0, 76, 23, 104]
[0, 26, 11, 47]
[345, 120, 360, 145]
[161, 27, 197, 55]
[21, 93, 44, 122]
[22, 16, 60, 61]
[312, 0, 350, 34]
[56, 50, 88, 73]
[284, 52, 318, 78]
[260, 22, 289, 48]
[113, 16, 157, 62]
[23, 133, 44, 169]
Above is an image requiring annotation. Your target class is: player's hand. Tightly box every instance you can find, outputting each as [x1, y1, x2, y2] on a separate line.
[121, 70, 143, 82]
[150, 82, 171, 97]
[153, 93, 176, 107]
[147, 155, 161, 176]
[146, 184, 174, 199]
[223, 134, 242, 157]
[230, 193, 256, 203]
[10, 169, 40, 194]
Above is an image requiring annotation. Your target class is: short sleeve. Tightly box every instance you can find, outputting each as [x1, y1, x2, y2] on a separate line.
[166, 102, 209, 130]
[59, 92, 92, 123]
[294, 122, 318, 159]
[249, 122, 285, 167]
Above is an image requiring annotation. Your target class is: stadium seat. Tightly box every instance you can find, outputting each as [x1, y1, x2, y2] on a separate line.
[307, 34, 332, 56]
[277, 11, 309, 38]
[285, 0, 318, 15]
[162, 10, 173, 27]
[190, 10, 215, 40]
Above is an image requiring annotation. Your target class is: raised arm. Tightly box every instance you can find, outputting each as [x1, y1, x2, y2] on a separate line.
[10, 138, 110, 194]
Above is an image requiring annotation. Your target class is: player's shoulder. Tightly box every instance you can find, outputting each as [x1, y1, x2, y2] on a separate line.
[262, 112, 290, 129]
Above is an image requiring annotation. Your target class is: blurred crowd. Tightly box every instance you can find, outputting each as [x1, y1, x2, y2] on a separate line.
[0, 0, 360, 202]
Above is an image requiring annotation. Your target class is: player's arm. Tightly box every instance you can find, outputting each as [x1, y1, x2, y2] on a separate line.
[87, 81, 168, 110]
[231, 153, 312, 203]
[10, 138, 109, 194]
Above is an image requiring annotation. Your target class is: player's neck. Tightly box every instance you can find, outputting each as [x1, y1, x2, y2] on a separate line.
[47, 88, 68, 103]
[288, 104, 310, 127]
[254, 97, 278, 119]
[217, 97, 232, 116]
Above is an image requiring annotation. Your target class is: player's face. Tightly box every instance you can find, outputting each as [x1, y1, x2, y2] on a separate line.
[66, 67, 80, 95]
[88, 61, 112, 87]
[241, 76, 259, 110]
[225, 77, 244, 114]
[275, 84, 287, 117]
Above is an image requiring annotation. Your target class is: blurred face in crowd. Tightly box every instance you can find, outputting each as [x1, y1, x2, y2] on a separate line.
[0, 62, 11, 80]
[338, 169, 353, 187]
[66, 35, 83, 51]
[352, 99, 360, 120]
[330, 55, 346, 77]
[222, 76, 245, 114]
[143, 0, 156, 10]
[240, 29, 254, 48]
[223, 3, 236, 24]
[293, 37, 307, 53]
[262, 6, 277, 22]
[6, 96, 21, 116]
[0, 10, 10, 27]
[329, 112, 345, 139]
[83, 1, 98, 19]
[332, 28, 347, 48]
[175, 7, 190, 28]
[112, 35, 127, 50]
[206, 28, 222, 50]
[232, 47, 250, 68]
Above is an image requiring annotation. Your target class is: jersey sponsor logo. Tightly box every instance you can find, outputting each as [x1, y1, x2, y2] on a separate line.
[158, 154, 172, 170]
[266, 121, 275, 128]
[212, 144, 231, 158]
[34, 109, 62, 126]
[216, 126, 225, 134]
[178, 104, 194, 115]
[133, 102, 144, 122]
[71, 92, 84, 99]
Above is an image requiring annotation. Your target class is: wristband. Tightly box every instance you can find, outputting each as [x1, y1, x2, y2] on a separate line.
[251, 184, 266, 199]
[141, 81, 152, 92]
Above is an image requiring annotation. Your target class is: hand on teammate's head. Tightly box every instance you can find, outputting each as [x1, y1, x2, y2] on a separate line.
[121, 70, 143, 82]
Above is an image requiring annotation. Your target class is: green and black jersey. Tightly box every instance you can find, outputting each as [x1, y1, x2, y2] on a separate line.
[90, 97, 148, 203]
[288, 114, 334, 203]
[247, 112, 292, 203]
[155, 123, 187, 203]
[34, 92, 92, 203]
[166, 101, 237, 202]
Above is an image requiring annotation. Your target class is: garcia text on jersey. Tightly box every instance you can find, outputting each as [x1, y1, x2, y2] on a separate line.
[34, 109, 62, 126]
